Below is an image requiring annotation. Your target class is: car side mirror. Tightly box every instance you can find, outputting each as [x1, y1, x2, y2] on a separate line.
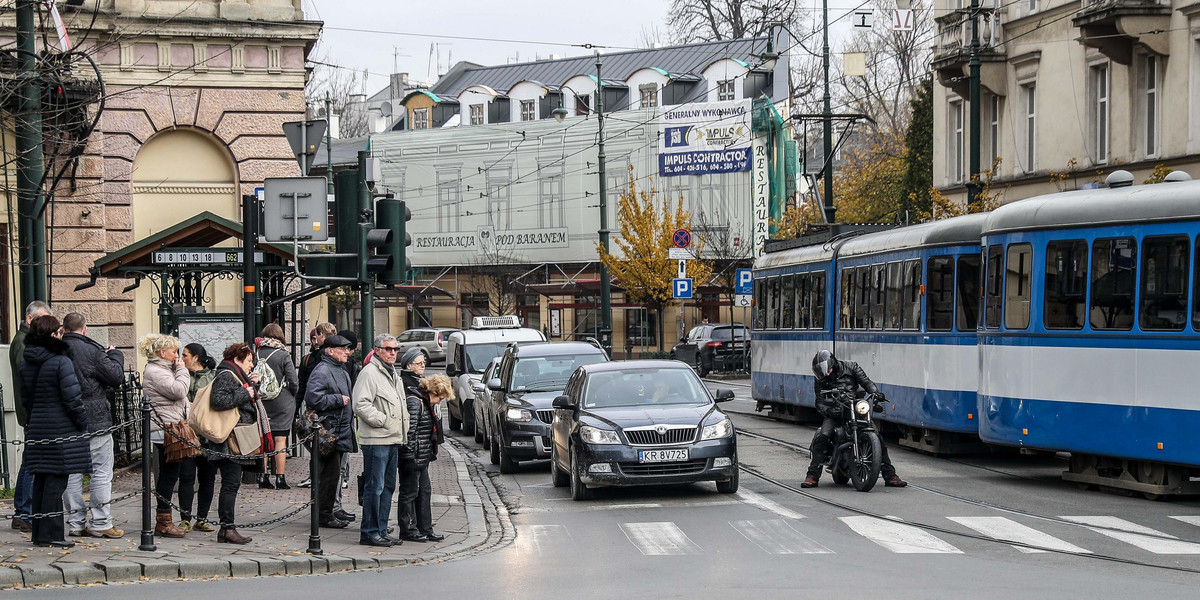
[679, 336, 687, 343]
[552, 395, 576, 410]
[445, 363, 459, 377]
[487, 378, 503, 391]
[715, 388, 735, 402]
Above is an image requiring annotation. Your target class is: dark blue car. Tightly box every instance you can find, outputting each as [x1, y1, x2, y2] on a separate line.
[548, 360, 738, 500]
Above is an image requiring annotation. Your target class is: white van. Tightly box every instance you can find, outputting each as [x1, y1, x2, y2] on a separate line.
[444, 316, 546, 434]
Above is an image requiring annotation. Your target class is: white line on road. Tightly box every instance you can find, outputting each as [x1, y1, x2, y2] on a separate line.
[947, 516, 1090, 554]
[839, 516, 963, 554]
[1061, 516, 1200, 554]
[735, 488, 805, 520]
[1170, 516, 1200, 528]
[730, 519, 833, 554]
[517, 524, 571, 556]
[619, 522, 703, 556]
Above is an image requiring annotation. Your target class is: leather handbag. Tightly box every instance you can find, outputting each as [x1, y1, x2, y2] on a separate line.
[188, 371, 240, 443]
[227, 423, 262, 456]
[162, 420, 203, 463]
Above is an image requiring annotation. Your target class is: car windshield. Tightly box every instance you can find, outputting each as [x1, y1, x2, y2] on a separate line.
[511, 354, 607, 392]
[463, 343, 510, 374]
[581, 368, 709, 409]
[711, 327, 748, 341]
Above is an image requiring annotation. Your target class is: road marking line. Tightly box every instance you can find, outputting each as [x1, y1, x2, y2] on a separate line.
[619, 522, 703, 556]
[1061, 516, 1200, 554]
[947, 516, 1090, 554]
[839, 516, 962, 554]
[734, 488, 805, 520]
[589, 503, 664, 511]
[1170, 516, 1200, 528]
[517, 524, 570, 556]
[730, 519, 833, 554]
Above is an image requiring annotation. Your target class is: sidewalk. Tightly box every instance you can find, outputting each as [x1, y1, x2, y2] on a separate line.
[0, 439, 512, 589]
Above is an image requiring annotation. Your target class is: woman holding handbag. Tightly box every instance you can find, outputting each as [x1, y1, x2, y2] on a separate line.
[204, 343, 263, 545]
[139, 333, 194, 539]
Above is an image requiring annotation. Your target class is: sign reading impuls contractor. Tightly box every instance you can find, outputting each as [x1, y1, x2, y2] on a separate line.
[657, 100, 752, 177]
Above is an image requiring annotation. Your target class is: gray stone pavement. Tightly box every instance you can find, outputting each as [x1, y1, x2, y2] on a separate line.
[0, 438, 511, 589]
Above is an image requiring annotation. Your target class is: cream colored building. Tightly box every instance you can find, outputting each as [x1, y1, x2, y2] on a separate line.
[932, 0, 1200, 204]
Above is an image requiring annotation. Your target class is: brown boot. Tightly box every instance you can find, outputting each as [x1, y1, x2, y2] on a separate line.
[217, 527, 252, 545]
[155, 510, 186, 538]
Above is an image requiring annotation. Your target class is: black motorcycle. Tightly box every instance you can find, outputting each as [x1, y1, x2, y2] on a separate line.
[820, 390, 885, 492]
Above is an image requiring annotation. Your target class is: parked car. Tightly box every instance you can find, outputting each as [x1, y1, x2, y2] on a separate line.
[486, 341, 609, 473]
[472, 357, 503, 446]
[445, 316, 547, 434]
[670, 323, 750, 376]
[548, 360, 738, 500]
[396, 327, 459, 363]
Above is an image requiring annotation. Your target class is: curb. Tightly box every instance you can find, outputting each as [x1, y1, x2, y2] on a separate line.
[1, 437, 514, 589]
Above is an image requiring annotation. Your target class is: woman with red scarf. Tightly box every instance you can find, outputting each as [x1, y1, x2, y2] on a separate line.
[203, 343, 267, 544]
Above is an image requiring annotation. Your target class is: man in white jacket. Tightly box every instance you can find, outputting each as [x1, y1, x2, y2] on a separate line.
[351, 333, 409, 547]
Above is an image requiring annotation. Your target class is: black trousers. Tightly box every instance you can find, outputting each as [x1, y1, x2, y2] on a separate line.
[397, 461, 432, 535]
[806, 418, 897, 480]
[31, 473, 68, 544]
[178, 454, 216, 522]
[317, 450, 343, 521]
[212, 459, 243, 527]
[154, 443, 194, 511]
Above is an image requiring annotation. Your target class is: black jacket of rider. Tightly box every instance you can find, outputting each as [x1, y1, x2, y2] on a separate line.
[813, 360, 878, 419]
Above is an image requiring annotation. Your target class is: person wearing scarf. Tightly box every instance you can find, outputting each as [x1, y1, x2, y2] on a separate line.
[204, 343, 265, 545]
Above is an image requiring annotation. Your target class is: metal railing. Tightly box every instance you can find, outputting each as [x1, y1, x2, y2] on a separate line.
[107, 370, 145, 468]
[934, 10, 1004, 57]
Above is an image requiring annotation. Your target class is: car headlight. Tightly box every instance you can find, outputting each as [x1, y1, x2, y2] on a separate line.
[700, 418, 733, 440]
[855, 400, 870, 415]
[506, 407, 533, 422]
[579, 425, 621, 445]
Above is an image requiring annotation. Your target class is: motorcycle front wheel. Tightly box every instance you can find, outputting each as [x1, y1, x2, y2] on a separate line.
[850, 431, 882, 492]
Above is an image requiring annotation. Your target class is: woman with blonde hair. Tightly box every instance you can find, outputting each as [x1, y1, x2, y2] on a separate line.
[257, 323, 298, 489]
[139, 333, 192, 538]
[397, 374, 452, 543]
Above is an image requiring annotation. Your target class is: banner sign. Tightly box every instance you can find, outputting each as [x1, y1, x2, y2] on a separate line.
[658, 100, 753, 177]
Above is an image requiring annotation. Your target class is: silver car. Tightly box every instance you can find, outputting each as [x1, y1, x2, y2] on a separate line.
[395, 327, 459, 363]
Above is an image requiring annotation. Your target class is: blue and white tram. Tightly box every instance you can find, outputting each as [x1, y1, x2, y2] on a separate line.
[977, 178, 1200, 497]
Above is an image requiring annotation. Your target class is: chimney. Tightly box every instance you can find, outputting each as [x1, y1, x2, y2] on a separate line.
[390, 72, 409, 99]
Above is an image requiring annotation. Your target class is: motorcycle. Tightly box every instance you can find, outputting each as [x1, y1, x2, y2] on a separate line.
[819, 390, 885, 492]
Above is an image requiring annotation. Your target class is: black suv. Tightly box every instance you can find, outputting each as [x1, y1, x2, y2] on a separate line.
[486, 341, 609, 474]
[670, 323, 750, 376]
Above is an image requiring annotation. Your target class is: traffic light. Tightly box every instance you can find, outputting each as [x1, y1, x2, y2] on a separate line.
[362, 215, 394, 276]
[374, 195, 412, 285]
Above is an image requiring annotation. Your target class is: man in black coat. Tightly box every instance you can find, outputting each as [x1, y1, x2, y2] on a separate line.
[305, 335, 358, 528]
[801, 350, 907, 489]
[8, 300, 50, 532]
[60, 313, 126, 538]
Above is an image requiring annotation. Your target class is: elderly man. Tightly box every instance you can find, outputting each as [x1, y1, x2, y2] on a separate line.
[352, 333, 409, 547]
[61, 313, 126, 538]
[305, 334, 357, 528]
[9, 301, 51, 532]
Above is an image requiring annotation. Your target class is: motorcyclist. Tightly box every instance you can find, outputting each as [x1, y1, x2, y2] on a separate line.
[800, 350, 907, 489]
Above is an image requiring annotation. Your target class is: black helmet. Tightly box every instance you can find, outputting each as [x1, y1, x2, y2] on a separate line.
[812, 350, 838, 380]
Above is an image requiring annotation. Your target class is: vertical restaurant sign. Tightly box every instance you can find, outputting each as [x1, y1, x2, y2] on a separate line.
[658, 100, 752, 177]
[752, 132, 769, 258]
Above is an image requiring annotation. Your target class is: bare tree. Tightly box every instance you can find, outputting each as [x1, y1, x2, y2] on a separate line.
[694, 209, 753, 324]
[837, 0, 934, 136]
[306, 49, 369, 138]
[667, 0, 806, 43]
[467, 240, 529, 317]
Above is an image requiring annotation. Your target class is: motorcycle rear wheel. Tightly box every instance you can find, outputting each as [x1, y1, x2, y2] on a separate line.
[850, 432, 882, 492]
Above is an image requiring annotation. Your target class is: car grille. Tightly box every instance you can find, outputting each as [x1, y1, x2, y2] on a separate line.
[624, 427, 697, 446]
[620, 460, 708, 476]
[535, 409, 554, 424]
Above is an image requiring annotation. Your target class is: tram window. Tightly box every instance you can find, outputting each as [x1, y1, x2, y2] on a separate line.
[841, 268, 855, 329]
[812, 272, 826, 330]
[855, 267, 871, 329]
[927, 256, 954, 331]
[902, 260, 921, 330]
[867, 265, 885, 330]
[1004, 244, 1032, 330]
[1090, 238, 1136, 330]
[956, 254, 981, 331]
[753, 279, 765, 330]
[985, 245, 1004, 329]
[796, 274, 810, 329]
[766, 277, 780, 329]
[1139, 235, 1190, 331]
[884, 262, 902, 330]
[781, 275, 795, 329]
[1044, 240, 1087, 330]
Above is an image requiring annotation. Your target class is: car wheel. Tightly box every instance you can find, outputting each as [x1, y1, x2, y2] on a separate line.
[569, 445, 593, 501]
[550, 446, 569, 488]
[695, 355, 708, 378]
[716, 465, 739, 494]
[498, 441, 518, 474]
[489, 430, 500, 465]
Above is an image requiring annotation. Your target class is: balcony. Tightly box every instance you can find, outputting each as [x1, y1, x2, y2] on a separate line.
[931, 10, 1007, 99]
[1072, 0, 1170, 64]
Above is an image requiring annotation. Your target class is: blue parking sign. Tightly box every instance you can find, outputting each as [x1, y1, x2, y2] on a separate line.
[735, 269, 753, 295]
[673, 278, 693, 299]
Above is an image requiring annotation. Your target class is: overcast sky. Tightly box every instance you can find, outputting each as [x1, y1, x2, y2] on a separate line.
[305, 0, 865, 94]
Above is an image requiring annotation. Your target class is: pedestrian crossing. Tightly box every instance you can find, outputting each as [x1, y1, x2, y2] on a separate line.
[514, 514, 1200, 558]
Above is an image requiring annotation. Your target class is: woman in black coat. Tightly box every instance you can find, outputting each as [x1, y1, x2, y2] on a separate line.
[20, 315, 89, 548]
[396, 374, 450, 543]
[203, 343, 263, 545]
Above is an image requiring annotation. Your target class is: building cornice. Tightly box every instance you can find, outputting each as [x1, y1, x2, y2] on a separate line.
[1003, 1, 1082, 33]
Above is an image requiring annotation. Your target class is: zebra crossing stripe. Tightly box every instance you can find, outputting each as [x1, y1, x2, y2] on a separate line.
[839, 516, 962, 554]
[1061, 516, 1200, 555]
[730, 519, 834, 554]
[516, 524, 571, 556]
[620, 522, 703, 556]
[1169, 516, 1200, 528]
[948, 516, 1090, 554]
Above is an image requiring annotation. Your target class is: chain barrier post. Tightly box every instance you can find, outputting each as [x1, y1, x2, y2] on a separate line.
[138, 394, 156, 551]
[306, 419, 322, 555]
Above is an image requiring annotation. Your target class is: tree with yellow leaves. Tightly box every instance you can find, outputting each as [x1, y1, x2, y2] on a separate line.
[599, 167, 712, 351]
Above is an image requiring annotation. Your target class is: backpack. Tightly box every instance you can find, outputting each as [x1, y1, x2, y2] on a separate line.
[188, 371, 241, 443]
[254, 349, 284, 400]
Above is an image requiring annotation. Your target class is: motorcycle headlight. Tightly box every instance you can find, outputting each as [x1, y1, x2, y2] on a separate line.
[855, 400, 871, 416]
[700, 418, 733, 440]
[506, 407, 533, 422]
[579, 425, 621, 445]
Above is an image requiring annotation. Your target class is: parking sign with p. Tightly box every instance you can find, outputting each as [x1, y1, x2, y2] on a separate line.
[735, 269, 753, 295]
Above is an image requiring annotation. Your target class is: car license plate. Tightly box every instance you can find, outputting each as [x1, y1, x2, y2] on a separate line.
[638, 449, 689, 463]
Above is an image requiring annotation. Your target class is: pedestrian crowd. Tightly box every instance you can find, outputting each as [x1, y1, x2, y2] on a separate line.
[7, 300, 452, 549]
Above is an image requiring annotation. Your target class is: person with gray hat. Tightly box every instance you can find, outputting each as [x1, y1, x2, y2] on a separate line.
[304, 334, 358, 528]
